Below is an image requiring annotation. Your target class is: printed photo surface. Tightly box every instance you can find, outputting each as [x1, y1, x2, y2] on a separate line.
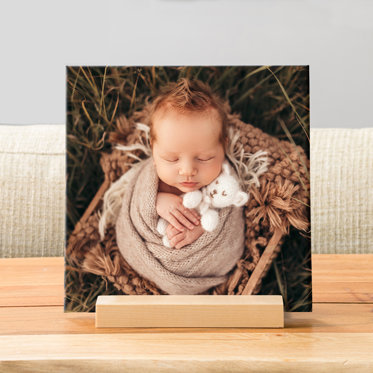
[65, 66, 311, 312]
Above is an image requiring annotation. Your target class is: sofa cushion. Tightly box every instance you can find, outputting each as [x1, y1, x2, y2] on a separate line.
[0, 125, 372, 257]
[311, 128, 373, 253]
[0, 124, 65, 257]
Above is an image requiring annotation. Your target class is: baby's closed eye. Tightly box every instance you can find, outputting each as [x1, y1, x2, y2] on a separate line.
[197, 156, 215, 162]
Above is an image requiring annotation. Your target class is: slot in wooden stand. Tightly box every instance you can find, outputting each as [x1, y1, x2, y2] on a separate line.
[95, 295, 284, 328]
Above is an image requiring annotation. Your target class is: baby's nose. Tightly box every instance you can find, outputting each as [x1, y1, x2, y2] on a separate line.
[179, 161, 197, 176]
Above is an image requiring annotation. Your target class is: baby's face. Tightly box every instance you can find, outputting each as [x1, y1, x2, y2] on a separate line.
[152, 107, 225, 193]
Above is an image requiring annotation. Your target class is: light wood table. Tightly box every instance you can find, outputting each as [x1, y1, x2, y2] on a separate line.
[0, 255, 372, 372]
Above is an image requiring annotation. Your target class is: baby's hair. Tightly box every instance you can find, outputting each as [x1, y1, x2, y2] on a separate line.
[149, 78, 230, 149]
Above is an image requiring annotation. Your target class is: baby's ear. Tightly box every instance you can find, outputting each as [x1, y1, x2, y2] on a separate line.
[233, 191, 249, 207]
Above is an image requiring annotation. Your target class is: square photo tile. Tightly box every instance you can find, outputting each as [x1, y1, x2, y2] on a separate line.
[65, 66, 311, 312]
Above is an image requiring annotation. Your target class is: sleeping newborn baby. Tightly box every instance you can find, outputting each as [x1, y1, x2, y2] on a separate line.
[114, 78, 248, 294]
[157, 159, 249, 248]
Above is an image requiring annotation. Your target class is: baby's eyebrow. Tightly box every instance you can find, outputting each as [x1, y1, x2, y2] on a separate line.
[160, 150, 217, 157]
[197, 152, 216, 157]
[161, 151, 178, 156]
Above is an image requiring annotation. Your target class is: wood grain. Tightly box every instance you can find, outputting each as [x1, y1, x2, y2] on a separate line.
[0, 258, 64, 307]
[312, 254, 373, 303]
[0, 303, 372, 335]
[95, 295, 284, 328]
[0, 255, 373, 371]
[1, 255, 372, 306]
[0, 333, 372, 372]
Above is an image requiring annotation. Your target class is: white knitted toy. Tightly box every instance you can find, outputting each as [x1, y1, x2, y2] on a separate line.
[157, 161, 249, 247]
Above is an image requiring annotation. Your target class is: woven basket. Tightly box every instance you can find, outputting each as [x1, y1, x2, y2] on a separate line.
[66, 107, 309, 296]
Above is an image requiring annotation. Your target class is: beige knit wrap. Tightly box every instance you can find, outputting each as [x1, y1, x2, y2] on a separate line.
[115, 157, 245, 295]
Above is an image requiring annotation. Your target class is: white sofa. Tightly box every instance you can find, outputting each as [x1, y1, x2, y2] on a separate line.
[0, 124, 372, 257]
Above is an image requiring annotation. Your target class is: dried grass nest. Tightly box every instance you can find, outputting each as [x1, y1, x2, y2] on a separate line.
[66, 106, 310, 297]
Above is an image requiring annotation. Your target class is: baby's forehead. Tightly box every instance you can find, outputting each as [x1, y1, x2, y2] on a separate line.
[153, 104, 221, 123]
[155, 136, 220, 153]
[151, 105, 224, 152]
[152, 107, 222, 137]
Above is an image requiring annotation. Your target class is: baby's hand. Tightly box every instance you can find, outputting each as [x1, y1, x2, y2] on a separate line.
[166, 223, 205, 249]
[156, 192, 200, 232]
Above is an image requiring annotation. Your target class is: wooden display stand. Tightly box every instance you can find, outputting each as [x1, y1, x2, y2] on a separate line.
[95, 295, 284, 328]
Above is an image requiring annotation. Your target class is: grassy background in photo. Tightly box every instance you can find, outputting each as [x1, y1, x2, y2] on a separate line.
[66, 66, 310, 312]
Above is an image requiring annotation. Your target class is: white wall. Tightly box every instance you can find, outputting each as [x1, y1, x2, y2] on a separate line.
[0, 0, 372, 128]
